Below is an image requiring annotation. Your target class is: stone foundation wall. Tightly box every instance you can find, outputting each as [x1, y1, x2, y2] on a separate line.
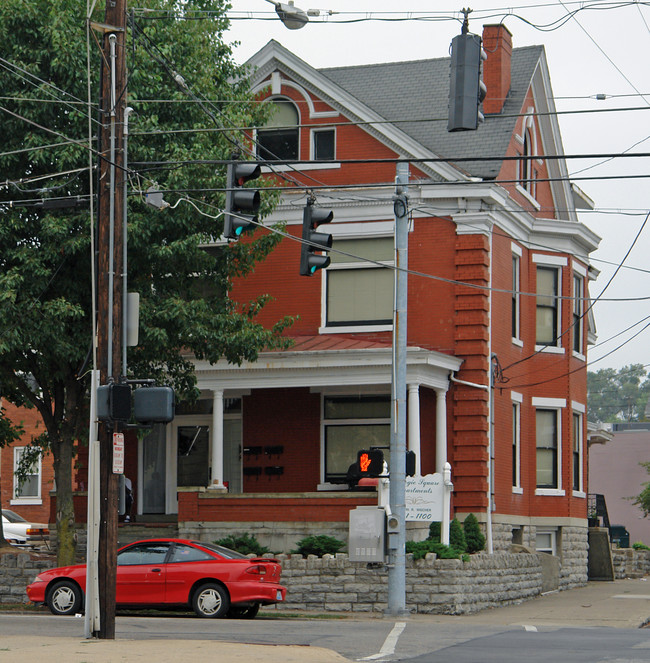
[559, 526, 589, 589]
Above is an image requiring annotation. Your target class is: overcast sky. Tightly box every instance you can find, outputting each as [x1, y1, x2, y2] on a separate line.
[225, 0, 650, 373]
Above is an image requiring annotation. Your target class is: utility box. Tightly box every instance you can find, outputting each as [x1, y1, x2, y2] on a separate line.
[348, 506, 386, 563]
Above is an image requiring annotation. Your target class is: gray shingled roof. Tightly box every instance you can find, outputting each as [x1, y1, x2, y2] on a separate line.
[319, 45, 543, 180]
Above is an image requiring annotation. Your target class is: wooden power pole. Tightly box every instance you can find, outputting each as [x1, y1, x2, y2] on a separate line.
[95, 0, 127, 639]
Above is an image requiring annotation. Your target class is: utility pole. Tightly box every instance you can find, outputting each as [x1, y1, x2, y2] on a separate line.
[94, 0, 127, 640]
[387, 162, 409, 616]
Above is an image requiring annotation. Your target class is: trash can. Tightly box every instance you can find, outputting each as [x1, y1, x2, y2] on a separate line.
[609, 524, 630, 548]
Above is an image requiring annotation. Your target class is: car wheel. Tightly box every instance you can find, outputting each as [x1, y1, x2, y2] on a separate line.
[46, 580, 83, 616]
[228, 603, 260, 619]
[192, 583, 229, 618]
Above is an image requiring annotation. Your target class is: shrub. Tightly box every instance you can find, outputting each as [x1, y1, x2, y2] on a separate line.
[405, 540, 462, 561]
[292, 535, 345, 557]
[449, 517, 467, 552]
[428, 521, 441, 542]
[633, 541, 650, 551]
[463, 513, 486, 553]
[214, 533, 269, 556]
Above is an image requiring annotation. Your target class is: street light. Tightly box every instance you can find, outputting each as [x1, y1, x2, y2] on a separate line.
[265, 0, 309, 30]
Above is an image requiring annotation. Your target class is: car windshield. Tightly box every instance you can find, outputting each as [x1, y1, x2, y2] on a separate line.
[2, 509, 27, 524]
[191, 541, 248, 559]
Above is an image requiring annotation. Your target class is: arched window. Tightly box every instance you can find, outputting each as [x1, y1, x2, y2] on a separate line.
[257, 99, 299, 161]
[520, 128, 533, 190]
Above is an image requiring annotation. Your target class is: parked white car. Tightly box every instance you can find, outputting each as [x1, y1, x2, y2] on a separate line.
[2, 509, 49, 547]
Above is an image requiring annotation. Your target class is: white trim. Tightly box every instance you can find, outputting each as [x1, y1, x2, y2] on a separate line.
[572, 351, 586, 362]
[534, 345, 565, 355]
[532, 397, 566, 407]
[262, 162, 340, 173]
[511, 242, 523, 257]
[511, 250, 521, 343]
[515, 184, 541, 210]
[512, 487, 524, 495]
[532, 254, 568, 266]
[572, 260, 587, 277]
[252, 77, 340, 119]
[511, 391, 524, 403]
[512, 338, 524, 348]
[573, 490, 586, 498]
[535, 488, 566, 496]
[12, 446, 42, 502]
[571, 401, 586, 413]
[319, 324, 393, 335]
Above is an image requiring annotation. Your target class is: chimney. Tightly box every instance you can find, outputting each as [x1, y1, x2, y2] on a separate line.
[481, 24, 512, 114]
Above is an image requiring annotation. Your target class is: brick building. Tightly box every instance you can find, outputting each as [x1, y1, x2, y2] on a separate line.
[9, 25, 600, 576]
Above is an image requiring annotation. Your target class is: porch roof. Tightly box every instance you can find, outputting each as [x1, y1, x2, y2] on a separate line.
[193, 336, 463, 394]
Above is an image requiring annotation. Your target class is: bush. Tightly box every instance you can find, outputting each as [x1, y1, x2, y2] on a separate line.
[405, 539, 462, 561]
[633, 541, 650, 551]
[463, 513, 486, 553]
[292, 535, 345, 557]
[449, 517, 466, 552]
[428, 521, 441, 542]
[214, 533, 269, 556]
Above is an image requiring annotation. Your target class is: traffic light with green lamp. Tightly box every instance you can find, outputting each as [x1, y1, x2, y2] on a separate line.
[300, 200, 333, 276]
[447, 29, 487, 132]
[224, 161, 262, 240]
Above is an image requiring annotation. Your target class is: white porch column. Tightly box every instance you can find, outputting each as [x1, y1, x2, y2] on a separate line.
[435, 388, 447, 473]
[407, 383, 421, 475]
[209, 389, 227, 491]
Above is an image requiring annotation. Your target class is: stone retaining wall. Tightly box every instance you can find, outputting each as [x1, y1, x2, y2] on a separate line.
[274, 551, 543, 614]
[612, 548, 650, 579]
[2, 548, 543, 615]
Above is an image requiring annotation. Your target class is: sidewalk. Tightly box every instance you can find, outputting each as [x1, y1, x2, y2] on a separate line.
[2, 578, 650, 662]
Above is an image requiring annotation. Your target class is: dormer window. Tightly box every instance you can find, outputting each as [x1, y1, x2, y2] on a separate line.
[257, 98, 299, 161]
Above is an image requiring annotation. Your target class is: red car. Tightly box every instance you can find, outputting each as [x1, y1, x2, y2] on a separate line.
[26, 538, 286, 619]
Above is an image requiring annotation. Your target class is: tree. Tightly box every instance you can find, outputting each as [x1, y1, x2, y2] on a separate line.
[587, 365, 650, 423]
[0, 0, 292, 565]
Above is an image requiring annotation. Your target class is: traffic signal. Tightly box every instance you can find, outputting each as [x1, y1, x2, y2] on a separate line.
[447, 31, 487, 132]
[357, 449, 384, 478]
[224, 161, 261, 240]
[406, 450, 416, 477]
[300, 200, 333, 276]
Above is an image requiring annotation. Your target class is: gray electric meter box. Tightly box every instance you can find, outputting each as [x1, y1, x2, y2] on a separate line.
[348, 506, 386, 563]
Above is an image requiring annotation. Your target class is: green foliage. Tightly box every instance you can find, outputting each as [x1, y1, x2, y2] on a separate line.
[0, 0, 292, 565]
[292, 535, 345, 557]
[633, 462, 650, 518]
[632, 541, 650, 551]
[405, 540, 463, 561]
[428, 521, 441, 542]
[214, 533, 269, 556]
[449, 517, 467, 552]
[463, 513, 486, 554]
[587, 365, 650, 423]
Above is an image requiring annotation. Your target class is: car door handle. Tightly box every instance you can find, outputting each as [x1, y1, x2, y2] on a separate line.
[151, 568, 161, 573]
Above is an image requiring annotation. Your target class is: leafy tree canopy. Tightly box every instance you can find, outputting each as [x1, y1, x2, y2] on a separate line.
[587, 365, 650, 424]
[0, 0, 292, 563]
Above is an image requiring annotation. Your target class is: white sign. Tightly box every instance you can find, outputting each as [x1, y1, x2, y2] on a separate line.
[405, 473, 444, 522]
[112, 432, 125, 474]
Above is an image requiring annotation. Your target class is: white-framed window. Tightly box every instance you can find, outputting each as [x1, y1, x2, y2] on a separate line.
[311, 127, 335, 161]
[536, 266, 560, 347]
[516, 111, 540, 207]
[511, 243, 522, 345]
[12, 446, 42, 504]
[532, 255, 567, 352]
[322, 395, 390, 484]
[257, 97, 299, 161]
[323, 236, 394, 331]
[533, 397, 565, 495]
[512, 392, 522, 493]
[572, 263, 586, 358]
[572, 402, 585, 496]
[536, 529, 557, 555]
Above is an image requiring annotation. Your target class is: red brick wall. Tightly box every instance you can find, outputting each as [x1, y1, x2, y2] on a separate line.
[1, 402, 55, 524]
[242, 388, 321, 492]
